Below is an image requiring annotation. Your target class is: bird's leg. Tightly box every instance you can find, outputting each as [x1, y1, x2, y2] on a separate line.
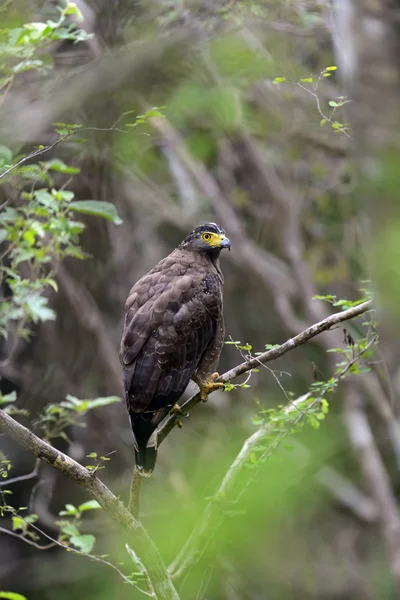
[169, 403, 184, 427]
[194, 372, 224, 402]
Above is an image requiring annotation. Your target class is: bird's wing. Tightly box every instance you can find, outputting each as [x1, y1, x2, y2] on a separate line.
[120, 258, 222, 415]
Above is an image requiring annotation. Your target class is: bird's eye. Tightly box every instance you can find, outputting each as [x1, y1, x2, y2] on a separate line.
[202, 233, 212, 242]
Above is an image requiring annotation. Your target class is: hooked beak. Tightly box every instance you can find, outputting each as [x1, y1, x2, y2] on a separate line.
[220, 236, 231, 251]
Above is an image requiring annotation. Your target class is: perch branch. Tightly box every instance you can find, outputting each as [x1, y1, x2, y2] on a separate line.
[158, 300, 373, 444]
[0, 409, 180, 600]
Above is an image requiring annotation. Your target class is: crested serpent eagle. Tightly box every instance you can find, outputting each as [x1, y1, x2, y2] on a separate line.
[120, 223, 231, 474]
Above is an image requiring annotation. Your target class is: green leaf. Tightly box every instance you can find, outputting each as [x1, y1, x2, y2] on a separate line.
[59, 503, 79, 517]
[62, 395, 121, 414]
[78, 500, 101, 512]
[78, 396, 121, 410]
[313, 294, 336, 303]
[25, 294, 56, 323]
[52, 189, 74, 202]
[0, 391, 17, 406]
[11, 516, 25, 531]
[68, 201, 122, 225]
[0, 145, 12, 167]
[0, 592, 28, 600]
[70, 534, 95, 553]
[325, 66, 337, 71]
[35, 190, 57, 210]
[46, 159, 80, 174]
[0, 208, 17, 223]
[63, 3, 84, 21]
[273, 77, 286, 84]
[329, 100, 338, 107]
[300, 77, 313, 83]
[41, 278, 58, 292]
[59, 522, 80, 536]
[0, 229, 8, 244]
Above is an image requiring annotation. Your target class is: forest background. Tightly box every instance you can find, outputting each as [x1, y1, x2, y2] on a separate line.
[1, 1, 400, 599]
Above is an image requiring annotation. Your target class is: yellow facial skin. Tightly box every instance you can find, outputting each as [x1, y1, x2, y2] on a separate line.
[201, 232, 229, 248]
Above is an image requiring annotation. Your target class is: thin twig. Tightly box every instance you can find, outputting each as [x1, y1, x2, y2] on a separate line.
[0, 459, 39, 487]
[0, 526, 56, 550]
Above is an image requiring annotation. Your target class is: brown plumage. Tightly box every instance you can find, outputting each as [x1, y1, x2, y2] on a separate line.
[119, 223, 231, 474]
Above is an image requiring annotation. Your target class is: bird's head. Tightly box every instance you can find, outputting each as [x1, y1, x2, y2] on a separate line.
[179, 223, 231, 255]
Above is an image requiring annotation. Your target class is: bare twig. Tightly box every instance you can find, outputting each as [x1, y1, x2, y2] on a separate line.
[158, 300, 373, 444]
[0, 526, 56, 550]
[0, 457, 40, 487]
[0, 409, 180, 600]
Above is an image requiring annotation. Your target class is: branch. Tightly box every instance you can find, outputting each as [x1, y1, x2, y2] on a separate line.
[158, 300, 373, 444]
[0, 410, 180, 600]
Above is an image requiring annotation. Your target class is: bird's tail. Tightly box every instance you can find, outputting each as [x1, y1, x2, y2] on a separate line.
[130, 412, 161, 476]
[134, 447, 157, 476]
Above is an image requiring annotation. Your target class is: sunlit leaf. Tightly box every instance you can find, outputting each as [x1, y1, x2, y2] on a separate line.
[46, 159, 80, 174]
[78, 500, 101, 512]
[70, 534, 95, 553]
[0, 592, 28, 600]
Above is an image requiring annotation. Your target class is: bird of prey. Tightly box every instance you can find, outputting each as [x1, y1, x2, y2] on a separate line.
[120, 223, 231, 474]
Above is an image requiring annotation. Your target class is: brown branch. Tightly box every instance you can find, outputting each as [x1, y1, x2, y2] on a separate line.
[0, 409, 180, 600]
[158, 300, 373, 444]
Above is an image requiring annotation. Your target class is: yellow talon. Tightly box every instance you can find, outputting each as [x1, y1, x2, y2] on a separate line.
[198, 372, 224, 402]
[170, 403, 183, 415]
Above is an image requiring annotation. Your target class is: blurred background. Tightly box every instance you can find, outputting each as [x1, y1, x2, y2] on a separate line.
[1, 0, 400, 599]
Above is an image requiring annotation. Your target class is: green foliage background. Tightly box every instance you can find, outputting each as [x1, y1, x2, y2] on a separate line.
[0, 1, 397, 600]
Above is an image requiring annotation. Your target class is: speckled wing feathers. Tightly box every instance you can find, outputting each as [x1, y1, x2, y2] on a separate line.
[120, 250, 223, 422]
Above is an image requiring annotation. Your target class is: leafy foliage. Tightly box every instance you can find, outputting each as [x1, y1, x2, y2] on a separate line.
[274, 66, 351, 136]
[0, 2, 91, 95]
